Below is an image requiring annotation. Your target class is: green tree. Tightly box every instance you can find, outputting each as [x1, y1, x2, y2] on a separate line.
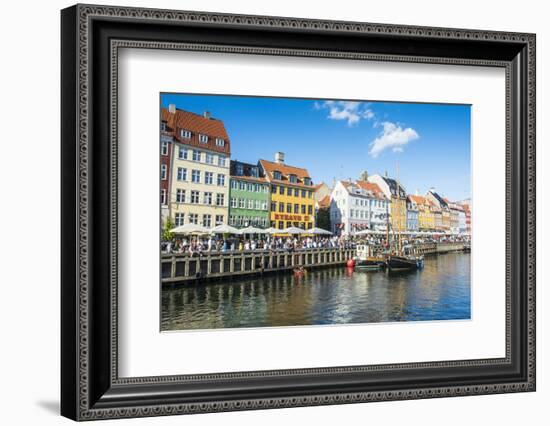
[162, 216, 174, 241]
[316, 207, 331, 231]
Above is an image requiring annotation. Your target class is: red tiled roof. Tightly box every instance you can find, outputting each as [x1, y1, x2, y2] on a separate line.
[161, 108, 230, 155]
[356, 181, 386, 200]
[259, 159, 312, 188]
[317, 195, 331, 208]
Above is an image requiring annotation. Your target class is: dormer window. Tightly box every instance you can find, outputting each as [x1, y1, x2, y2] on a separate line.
[273, 171, 282, 180]
[215, 138, 225, 147]
[236, 163, 244, 176]
[199, 134, 208, 144]
[180, 129, 191, 139]
[289, 174, 297, 183]
[303, 177, 311, 186]
[251, 167, 259, 178]
[160, 121, 167, 132]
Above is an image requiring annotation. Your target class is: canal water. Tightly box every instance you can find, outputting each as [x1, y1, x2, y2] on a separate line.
[161, 252, 471, 331]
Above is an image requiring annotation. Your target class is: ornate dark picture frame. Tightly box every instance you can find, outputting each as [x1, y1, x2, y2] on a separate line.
[61, 4, 536, 421]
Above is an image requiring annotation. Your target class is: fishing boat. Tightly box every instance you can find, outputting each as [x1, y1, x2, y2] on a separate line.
[354, 244, 385, 270]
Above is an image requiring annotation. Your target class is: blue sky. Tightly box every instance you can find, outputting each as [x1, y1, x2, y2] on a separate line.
[161, 93, 471, 201]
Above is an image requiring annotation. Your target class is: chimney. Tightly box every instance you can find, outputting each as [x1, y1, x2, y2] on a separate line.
[168, 104, 176, 114]
[203, 111, 211, 119]
[275, 152, 285, 164]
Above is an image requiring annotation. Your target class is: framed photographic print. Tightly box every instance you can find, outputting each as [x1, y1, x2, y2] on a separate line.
[61, 4, 536, 421]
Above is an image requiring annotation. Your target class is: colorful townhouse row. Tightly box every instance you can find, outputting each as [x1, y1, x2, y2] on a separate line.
[160, 105, 471, 235]
[160, 105, 315, 232]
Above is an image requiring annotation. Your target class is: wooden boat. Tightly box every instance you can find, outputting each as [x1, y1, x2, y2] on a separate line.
[386, 254, 424, 271]
[354, 245, 385, 270]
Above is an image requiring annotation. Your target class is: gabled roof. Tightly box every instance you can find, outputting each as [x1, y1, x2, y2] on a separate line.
[161, 108, 230, 155]
[317, 195, 331, 208]
[259, 159, 313, 188]
[428, 190, 448, 207]
[356, 181, 386, 200]
[382, 177, 407, 198]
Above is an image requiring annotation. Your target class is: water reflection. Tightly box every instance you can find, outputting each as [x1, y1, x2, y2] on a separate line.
[161, 252, 471, 331]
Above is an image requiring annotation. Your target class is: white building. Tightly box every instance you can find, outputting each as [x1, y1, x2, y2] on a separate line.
[330, 180, 388, 235]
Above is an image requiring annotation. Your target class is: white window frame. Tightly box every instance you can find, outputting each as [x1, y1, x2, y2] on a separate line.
[160, 189, 167, 205]
[217, 174, 225, 186]
[204, 192, 213, 205]
[180, 129, 191, 139]
[178, 146, 188, 160]
[160, 164, 167, 180]
[176, 189, 186, 203]
[191, 170, 201, 183]
[177, 167, 187, 181]
[204, 171, 213, 185]
[198, 133, 209, 144]
[216, 193, 225, 206]
[215, 138, 225, 147]
[174, 212, 185, 226]
[161, 141, 169, 156]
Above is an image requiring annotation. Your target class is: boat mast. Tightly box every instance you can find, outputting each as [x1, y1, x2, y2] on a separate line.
[385, 171, 389, 251]
[396, 161, 402, 254]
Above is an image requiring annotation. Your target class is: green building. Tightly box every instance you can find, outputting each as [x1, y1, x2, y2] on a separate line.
[229, 160, 270, 228]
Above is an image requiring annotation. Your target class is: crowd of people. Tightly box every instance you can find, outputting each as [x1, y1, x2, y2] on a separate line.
[161, 233, 470, 256]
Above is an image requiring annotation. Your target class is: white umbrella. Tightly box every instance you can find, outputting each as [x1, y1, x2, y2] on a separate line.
[210, 224, 241, 234]
[264, 227, 279, 235]
[283, 226, 307, 235]
[355, 229, 376, 235]
[171, 223, 210, 234]
[309, 227, 332, 235]
[240, 225, 268, 234]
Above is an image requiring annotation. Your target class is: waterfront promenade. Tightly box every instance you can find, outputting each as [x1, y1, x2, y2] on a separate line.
[161, 242, 467, 285]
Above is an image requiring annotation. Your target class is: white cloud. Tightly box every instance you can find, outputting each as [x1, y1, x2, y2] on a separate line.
[369, 121, 419, 158]
[316, 101, 375, 126]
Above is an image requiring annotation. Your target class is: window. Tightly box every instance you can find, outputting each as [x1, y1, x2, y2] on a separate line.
[301, 205, 306, 214]
[279, 186, 284, 195]
[198, 134, 208, 144]
[218, 155, 226, 167]
[175, 213, 184, 226]
[294, 204, 299, 214]
[215, 215, 224, 225]
[191, 170, 201, 183]
[190, 191, 200, 204]
[204, 172, 213, 185]
[255, 200, 261, 210]
[273, 171, 282, 180]
[264, 185, 269, 193]
[202, 214, 211, 227]
[262, 201, 268, 210]
[271, 184, 277, 193]
[205, 153, 214, 164]
[161, 141, 169, 156]
[289, 174, 297, 183]
[217, 174, 225, 186]
[286, 204, 292, 213]
[160, 189, 167, 205]
[247, 199, 254, 209]
[287, 187, 292, 196]
[178, 146, 188, 160]
[294, 188, 299, 197]
[177, 167, 187, 181]
[278, 221, 284, 229]
[231, 198, 237, 208]
[271, 201, 277, 211]
[303, 177, 311, 186]
[230, 180, 238, 189]
[251, 167, 259, 178]
[239, 198, 245, 208]
[215, 138, 225, 147]
[239, 181, 246, 190]
[192, 150, 201, 162]
[301, 190, 306, 198]
[308, 205, 313, 215]
[236, 163, 244, 176]
[180, 129, 192, 139]
[160, 122, 167, 132]
[160, 164, 167, 180]
[279, 202, 284, 213]
[204, 192, 212, 205]
[176, 189, 185, 203]
[216, 193, 224, 206]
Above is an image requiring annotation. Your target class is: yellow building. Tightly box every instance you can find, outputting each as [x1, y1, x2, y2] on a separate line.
[409, 195, 435, 231]
[161, 106, 231, 228]
[259, 153, 315, 231]
[367, 174, 407, 232]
